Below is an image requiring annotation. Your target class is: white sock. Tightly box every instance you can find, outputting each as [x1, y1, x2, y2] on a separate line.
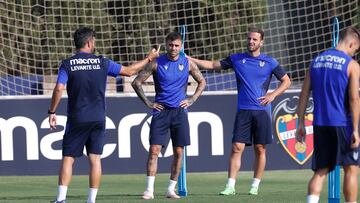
[146, 176, 155, 192]
[167, 179, 177, 192]
[56, 185, 68, 201]
[307, 194, 319, 203]
[87, 188, 98, 203]
[251, 178, 261, 188]
[227, 178, 236, 188]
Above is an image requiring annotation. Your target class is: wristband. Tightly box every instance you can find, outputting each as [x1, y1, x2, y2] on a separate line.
[48, 109, 56, 114]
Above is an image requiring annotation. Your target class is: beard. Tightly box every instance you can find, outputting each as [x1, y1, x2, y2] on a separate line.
[247, 44, 261, 53]
[168, 50, 179, 57]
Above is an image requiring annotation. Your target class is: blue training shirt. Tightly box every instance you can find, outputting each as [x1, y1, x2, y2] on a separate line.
[310, 49, 352, 126]
[153, 54, 189, 107]
[57, 52, 121, 123]
[220, 53, 286, 112]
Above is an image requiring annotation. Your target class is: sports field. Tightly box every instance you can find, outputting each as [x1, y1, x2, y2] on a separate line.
[0, 169, 355, 203]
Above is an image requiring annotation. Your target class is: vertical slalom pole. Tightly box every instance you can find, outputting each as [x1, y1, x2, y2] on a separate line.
[328, 16, 340, 203]
[178, 24, 188, 197]
[179, 25, 187, 57]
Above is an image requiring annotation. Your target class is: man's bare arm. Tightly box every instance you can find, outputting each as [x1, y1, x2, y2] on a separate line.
[184, 61, 206, 106]
[131, 62, 159, 109]
[187, 56, 222, 71]
[296, 71, 311, 142]
[48, 83, 65, 129]
[258, 74, 291, 105]
[49, 83, 65, 113]
[348, 60, 360, 148]
[120, 45, 160, 76]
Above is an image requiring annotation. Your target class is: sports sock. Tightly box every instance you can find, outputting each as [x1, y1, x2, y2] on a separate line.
[56, 185, 68, 201]
[307, 194, 319, 203]
[251, 178, 261, 188]
[227, 178, 236, 188]
[146, 176, 155, 192]
[167, 179, 177, 192]
[87, 188, 98, 203]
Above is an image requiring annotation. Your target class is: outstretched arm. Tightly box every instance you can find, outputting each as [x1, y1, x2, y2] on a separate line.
[180, 61, 206, 108]
[187, 55, 222, 71]
[348, 60, 360, 148]
[296, 71, 311, 142]
[120, 45, 161, 76]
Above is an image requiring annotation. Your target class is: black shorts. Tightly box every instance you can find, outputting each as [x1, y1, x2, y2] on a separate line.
[149, 107, 190, 147]
[62, 121, 106, 157]
[232, 109, 273, 146]
[312, 125, 360, 171]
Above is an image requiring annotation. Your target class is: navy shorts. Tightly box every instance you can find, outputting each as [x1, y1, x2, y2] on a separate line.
[312, 125, 360, 171]
[232, 109, 273, 146]
[149, 107, 190, 147]
[62, 121, 106, 157]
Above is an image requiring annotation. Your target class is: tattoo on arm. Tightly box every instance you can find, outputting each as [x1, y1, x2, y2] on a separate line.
[131, 63, 156, 107]
[189, 61, 206, 104]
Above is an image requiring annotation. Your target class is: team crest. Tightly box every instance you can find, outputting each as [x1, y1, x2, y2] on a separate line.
[164, 65, 168, 70]
[242, 59, 246, 63]
[178, 64, 184, 71]
[273, 96, 314, 165]
[259, 61, 265, 67]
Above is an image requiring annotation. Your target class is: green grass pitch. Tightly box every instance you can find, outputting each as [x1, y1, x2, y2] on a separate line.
[0, 170, 357, 203]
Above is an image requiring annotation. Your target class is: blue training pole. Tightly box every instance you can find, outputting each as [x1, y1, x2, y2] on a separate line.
[328, 17, 340, 203]
[179, 25, 186, 57]
[178, 25, 188, 197]
[178, 147, 188, 196]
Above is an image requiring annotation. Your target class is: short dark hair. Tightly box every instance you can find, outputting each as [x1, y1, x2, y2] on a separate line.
[73, 27, 96, 49]
[339, 26, 360, 43]
[248, 27, 264, 40]
[166, 32, 182, 42]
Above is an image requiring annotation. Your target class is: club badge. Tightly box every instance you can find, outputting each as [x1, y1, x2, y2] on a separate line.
[259, 61, 265, 67]
[273, 96, 314, 165]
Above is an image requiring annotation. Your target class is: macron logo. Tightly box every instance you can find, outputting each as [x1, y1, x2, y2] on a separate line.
[315, 55, 346, 64]
[70, 58, 100, 65]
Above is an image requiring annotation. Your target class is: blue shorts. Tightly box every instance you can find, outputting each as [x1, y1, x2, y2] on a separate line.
[150, 107, 190, 147]
[312, 125, 360, 171]
[232, 109, 273, 146]
[62, 121, 106, 157]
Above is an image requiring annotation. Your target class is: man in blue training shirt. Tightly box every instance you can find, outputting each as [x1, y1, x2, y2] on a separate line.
[188, 27, 291, 196]
[132, 32, 206, 199]
[48, 27, 160, 203]
[296, 27, 360, 203]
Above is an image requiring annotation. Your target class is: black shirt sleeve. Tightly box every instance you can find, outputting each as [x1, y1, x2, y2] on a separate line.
[272, 65, 287, 80]
[219, 56, 233, 70]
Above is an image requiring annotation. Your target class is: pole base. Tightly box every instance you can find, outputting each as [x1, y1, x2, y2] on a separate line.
[178, 191, 187, 197]
[328, 198, 340, 203]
